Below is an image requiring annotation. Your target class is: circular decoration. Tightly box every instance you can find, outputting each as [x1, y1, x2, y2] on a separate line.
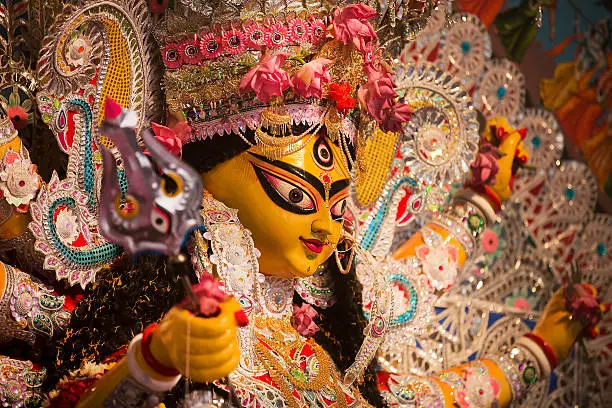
[394, 63, 480, 187]
[65, 35, 92, 69]
[575, 214, 612, 279]
[546, 161, 598, 223]
[515, 108, 564, 170]
[438, 13, 491, 89]
[473, 59, 525, 120]
[55, 208, 80, 245]
[0, 153, 40, 209]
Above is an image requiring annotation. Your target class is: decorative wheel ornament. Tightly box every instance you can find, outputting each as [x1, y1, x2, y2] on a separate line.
[28, 173, 121, 288]
[474, 59, 525, 120]
[574, 214, 612, 279]
[394, 63, 480, 187]
[545, 161, 598, 224]
[515, 108, 564, 170]
[438, 13, 491, 89]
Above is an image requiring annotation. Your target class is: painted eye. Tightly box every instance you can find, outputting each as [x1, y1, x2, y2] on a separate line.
[330, 198, 347, 221]
[252, 165, 317, 215]
[151, 206, 170, 234]
[312, 137, 334, 170]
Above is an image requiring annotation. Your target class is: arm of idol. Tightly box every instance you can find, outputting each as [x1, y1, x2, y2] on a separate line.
[380, 287, 606, 407]
[76, 287, 246, 408]
[392, 116, 527, 278]
[0, 117, 41, 242]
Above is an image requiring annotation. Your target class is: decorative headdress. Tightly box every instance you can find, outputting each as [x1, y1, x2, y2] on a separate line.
[156, 0, 414, 168]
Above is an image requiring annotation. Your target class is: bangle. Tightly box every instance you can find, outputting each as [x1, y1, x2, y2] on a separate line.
[523, 332, 558, 369]
[141, 323, 181, 377]
[126, 334, 181, 392]
[454, 188, 499, 224]
[516, 336, 552, 377]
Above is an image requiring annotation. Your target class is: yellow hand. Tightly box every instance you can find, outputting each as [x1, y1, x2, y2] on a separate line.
[149, 298, 243, 382]
[533, 288, 583, 361]
[482, 117, 529, 202]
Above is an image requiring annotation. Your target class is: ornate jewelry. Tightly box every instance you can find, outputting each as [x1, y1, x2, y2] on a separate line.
[0, 146, 40, 212]
[381, 374, 445, 408]
[295, 267, 336, 309]
[0, 264, 71, 345]
[0, 356, 45, 408]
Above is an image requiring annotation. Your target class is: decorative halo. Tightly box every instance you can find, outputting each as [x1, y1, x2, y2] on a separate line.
[438, 13, 491, 90]
[394, 63, 480, 187]
[546, 161, 598, 223]
[473, 59, 525, 120]
[515, 108, 564, 170]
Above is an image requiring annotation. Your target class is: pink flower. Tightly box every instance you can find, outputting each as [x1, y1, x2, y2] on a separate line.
[239, 52, 292, 103]
[264, 23, 289, 48]
[470, 144, 501, 186]
[292, 58, 332, 99]
[357, 63, 397, 123]
[291, 303, 320, 337]
[181, 274, 228, 317]
[480, 228, 499, 254]
[332, 4, 378, 52]
[288, 18, 312, 43]
[244, 24, 266, 48]
[178, 40, 203, 64]
[7, 105, 29, 130]
[222, 29, 246, 55]
[161, 43, 183, 69]
[380, 101, 412, 133]
[199, 33, 222, 59]
[147, 122, 189, 157]
[565, 283, 605, 327]
[310, 18, 327, 44]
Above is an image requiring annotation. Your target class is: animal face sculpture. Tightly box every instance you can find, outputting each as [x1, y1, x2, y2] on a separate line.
[98, 98, 203, 256]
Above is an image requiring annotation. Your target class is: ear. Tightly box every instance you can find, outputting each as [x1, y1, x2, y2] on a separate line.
[447, 246, 459, 263]
[416, 245, 430, 260]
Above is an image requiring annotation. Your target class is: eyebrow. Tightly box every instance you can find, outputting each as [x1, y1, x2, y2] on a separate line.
[248, 153, 349, 200]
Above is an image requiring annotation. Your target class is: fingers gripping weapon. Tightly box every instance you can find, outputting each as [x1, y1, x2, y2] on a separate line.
[97, 97, 203, 256]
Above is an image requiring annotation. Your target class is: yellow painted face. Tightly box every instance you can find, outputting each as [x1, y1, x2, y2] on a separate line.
[201, 135, 350, 279]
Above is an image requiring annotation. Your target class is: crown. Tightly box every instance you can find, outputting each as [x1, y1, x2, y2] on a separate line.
[156, 0, 416, 164]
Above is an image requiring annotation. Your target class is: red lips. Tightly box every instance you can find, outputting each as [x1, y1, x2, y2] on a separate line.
[300, 237, 325, 254]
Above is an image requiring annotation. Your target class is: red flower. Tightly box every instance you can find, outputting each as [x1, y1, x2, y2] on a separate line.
[7, 105, 28, 130]
[327, 83, 356, 113]
[148, 0, 168, 14]
[181, 273, 228, 317]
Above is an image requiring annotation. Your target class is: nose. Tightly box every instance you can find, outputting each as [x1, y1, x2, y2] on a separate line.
[311, 215, 333, 237]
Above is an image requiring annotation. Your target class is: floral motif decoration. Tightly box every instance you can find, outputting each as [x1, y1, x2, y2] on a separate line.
[439, 362, 501, 408]
[0, 147, 40, 212]
[0, 357, 45, 408]
[416, 228, 460, 291]
[291, 303, 320, 337]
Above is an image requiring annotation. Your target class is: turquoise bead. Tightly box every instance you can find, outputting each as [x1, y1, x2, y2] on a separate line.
[497, 87, 507, 98]
[596, 242, 607, 256]
[565, 187, 576, 200]
[461, 41, 471, 54]
[531, 136, 541, 149]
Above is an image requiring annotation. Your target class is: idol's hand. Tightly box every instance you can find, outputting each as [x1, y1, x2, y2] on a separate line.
[472, 116, 529, 205]
[532, 288, 582, 362]
[489, 125, 528, 202]
[148, 298, 244, 382]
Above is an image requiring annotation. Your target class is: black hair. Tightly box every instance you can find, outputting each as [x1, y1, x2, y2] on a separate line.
[50, 127, 383, 406]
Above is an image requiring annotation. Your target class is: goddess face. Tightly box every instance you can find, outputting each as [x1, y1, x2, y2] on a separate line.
[201, 134, 350, 279]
